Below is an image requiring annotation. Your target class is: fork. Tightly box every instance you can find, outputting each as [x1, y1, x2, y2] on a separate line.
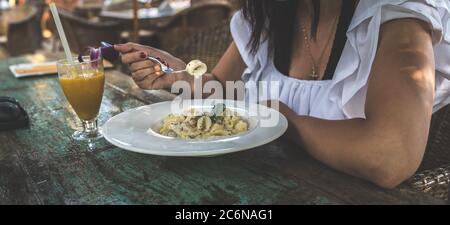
[147, 56, 186, 74]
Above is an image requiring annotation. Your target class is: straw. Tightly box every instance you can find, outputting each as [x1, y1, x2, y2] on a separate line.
[49, 3, 73, 64]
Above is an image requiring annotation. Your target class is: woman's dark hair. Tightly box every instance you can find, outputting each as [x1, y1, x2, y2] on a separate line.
[242, 0, 321, 74]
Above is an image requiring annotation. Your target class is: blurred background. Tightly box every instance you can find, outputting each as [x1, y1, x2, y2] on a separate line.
[0, 0, 241, 67]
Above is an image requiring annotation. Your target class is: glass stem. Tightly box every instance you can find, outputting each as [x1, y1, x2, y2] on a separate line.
[82, 119, 98, 136]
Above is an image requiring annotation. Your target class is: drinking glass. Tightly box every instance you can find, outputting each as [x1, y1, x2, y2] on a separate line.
[57, 56, 105, 141]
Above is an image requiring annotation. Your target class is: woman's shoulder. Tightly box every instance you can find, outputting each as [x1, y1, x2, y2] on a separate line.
[229, 10, 251, 63]
[354, 0, 449, 21]
[351, 0, 450, 44]
[230, 10, 251, 38]
[229, 10, 269, 69]
[330, 0, 450, 118]
[354, 0, 450, 21]
[356, 0, 449, 9]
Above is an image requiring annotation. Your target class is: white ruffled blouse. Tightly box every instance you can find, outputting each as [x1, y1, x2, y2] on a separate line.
[231, 0, 450, 120]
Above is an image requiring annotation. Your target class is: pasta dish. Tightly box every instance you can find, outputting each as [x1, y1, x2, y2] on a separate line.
[158, 104, 248, 139]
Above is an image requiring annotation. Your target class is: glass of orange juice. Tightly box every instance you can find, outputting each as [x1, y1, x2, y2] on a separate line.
[57, 56, 105, 141]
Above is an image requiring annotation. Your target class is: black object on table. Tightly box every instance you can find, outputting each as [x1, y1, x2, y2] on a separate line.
[0, 97, 29, 131]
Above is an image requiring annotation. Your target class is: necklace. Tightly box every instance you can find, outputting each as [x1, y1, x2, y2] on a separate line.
[298, 14, 339, 80]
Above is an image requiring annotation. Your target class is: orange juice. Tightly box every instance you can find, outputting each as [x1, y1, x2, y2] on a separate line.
[59, 72, 105, 121]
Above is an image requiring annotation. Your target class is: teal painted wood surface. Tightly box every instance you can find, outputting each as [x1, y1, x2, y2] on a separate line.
[0, 55, 444, 204]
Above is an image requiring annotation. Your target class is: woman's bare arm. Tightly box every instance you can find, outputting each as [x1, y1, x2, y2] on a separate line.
[279, 18, 436, 188]
[211, 42, 247, 84]
[195, 42, 247, 97]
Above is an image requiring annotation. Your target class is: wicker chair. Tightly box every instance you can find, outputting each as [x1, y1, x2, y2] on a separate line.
[57, 9, 124, 54]
[6, 6, 41, 56]
[171, 19, 232, 71]
[157, 1, 233, 51]
[409, 104, 450, 201]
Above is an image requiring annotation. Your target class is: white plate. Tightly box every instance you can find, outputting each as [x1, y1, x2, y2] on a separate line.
[102, 99, 288, 157]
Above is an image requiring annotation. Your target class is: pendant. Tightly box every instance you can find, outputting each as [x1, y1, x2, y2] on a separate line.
[310, 71, 319, 80]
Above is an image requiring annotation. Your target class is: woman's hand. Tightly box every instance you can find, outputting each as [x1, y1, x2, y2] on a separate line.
[114, 42, 193, 90]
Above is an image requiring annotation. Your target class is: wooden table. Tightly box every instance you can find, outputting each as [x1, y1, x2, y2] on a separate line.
[0, 54, 445, 205]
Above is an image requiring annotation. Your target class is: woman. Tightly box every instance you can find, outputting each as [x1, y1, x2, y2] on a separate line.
[114, 0, 450, 188]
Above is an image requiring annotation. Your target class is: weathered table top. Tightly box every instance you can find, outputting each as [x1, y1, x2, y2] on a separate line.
[0, 55, 445, 205]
